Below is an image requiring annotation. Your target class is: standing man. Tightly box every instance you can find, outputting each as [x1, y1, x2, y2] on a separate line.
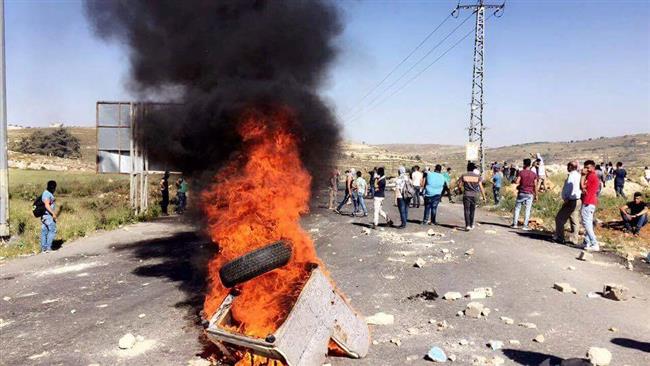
[335, 169, 357, 215]
[613, 162, 627, 198]
[511, 158, 537, 230]
[644, 166, 650, 185]
[371, 167, 392, 229]
[160, 171, 170, 215]
[491, 167, 503, 205]
[353, 170, 368, 217]
[422, 165, 445, 225]
[533, 153, 546, 192]
[457, 162, 486, 231]
[554, 161, 582, 244]
[327, 169, 339, 210]
[395, 166, 413, 229]
[40, 180, 58, 253]
[442, 167, 454, 203]
[368, 168, 377, 199]
[581, 160, 600, 251]
[619, 192, 648, 236]
[411, 166, 423, 208]
[176, 176, 188, 214]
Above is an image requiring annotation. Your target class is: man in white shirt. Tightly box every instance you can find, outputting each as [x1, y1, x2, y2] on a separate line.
[554, 161, 582, 244]
[411, 166, 424, 208]
[534, 152, 547, 192]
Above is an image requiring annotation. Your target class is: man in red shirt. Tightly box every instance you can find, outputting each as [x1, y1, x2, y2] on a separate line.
[581, 160, 600, 251]
[511, 158, 538, 230]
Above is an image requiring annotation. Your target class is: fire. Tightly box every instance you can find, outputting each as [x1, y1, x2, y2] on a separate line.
[202, 107, 322, 343]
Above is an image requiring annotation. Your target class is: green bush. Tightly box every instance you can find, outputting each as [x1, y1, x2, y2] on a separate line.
[12, 128, 81, 158]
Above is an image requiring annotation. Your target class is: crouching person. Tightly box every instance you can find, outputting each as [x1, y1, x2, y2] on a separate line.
[620, 192, 648, 236]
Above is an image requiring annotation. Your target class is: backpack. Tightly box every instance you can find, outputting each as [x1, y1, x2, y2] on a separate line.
[402, 178, 416, 199]
[32, 195, 46, 218]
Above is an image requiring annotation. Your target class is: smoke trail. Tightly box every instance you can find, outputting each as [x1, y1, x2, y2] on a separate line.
[84, 0, 342, 180]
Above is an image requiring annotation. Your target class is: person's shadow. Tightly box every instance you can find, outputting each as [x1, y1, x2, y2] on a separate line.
[611, 337, 650, 353]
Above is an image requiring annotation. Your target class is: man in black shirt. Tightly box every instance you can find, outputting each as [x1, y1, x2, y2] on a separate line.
[620, 192, 648, 235]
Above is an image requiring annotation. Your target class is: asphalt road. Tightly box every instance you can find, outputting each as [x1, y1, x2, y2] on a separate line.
[1, 199, 649, 366]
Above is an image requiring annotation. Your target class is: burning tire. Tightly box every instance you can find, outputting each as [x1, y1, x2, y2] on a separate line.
[219, 241, 292, 288]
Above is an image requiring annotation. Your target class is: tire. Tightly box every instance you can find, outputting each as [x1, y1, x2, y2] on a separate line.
[219, 241, 292, 288]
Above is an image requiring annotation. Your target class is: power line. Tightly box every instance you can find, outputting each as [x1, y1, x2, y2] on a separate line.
[341, 13, 453, 119]
[347, 25, 475, 123]
[345, 11, 474, 123]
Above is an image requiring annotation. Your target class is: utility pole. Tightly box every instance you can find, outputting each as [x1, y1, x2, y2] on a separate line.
[454, 1, 504, 174]
[0, 0, 9, 237]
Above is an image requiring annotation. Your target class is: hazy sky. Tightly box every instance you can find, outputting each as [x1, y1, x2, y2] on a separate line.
[6, 0, 649, 147]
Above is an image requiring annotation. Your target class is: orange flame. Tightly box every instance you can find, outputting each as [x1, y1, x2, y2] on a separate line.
[202, 107, 322, 344]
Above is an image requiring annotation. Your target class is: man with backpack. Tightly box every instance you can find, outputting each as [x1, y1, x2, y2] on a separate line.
[395, 166, 415, 229]
[34, 180, 58, 253]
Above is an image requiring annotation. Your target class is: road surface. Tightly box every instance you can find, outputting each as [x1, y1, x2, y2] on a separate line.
[1, 200, 649, 365]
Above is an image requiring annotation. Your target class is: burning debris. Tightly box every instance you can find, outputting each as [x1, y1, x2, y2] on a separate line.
[84, 1, 367, 364]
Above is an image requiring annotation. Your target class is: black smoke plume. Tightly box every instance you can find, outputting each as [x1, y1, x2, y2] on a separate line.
[84, 0, 342, 181]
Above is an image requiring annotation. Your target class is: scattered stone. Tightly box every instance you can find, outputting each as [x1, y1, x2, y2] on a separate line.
[464, 302, 485, 318]
[459, 339, 469, 346]
[474, 287, 493, 297]
[96, 304, 108, 308]
[443, 292, 462, 300]
[577, 251, 593, 261]
[608, 327, 618, 332]
[429, 318, 436, 324]
[487, 340, 503, 350]
[472, 355, 487, 365]
[2, 296, 10, 301]
[500, 316, 514, 325]
[138, 313, 146, 318]
[587, 347, 612, 365]
[372, 340, 380, 345]
[465, 248, 475, 256]
[466, 291, 486, 300]
[414, 258, 426, 268]
[362, 228, 371, 235]
[567, 266, 576, 270]
[441, 248, 450, 254]
[118, 333, 136, 349]
[518, 322, 537, 329]
[426, 346, 447, 362]
[436, 320, 449, 331]
[406, 355, 419, 361]
[366, 312, 394, 325]
[456, 311, 464, 317]
[136, 335, 145, 342]
[407, 327, 420, 335]
[602, 284, 628, 301]
[390, 338, 402, 347]
[587, 292, 601, 299]
[70, 309, 77, 314]
[509, 339, 520, 345]
[485, 230, 497, 234]
[448, 354, 457, 362]
[554, 282, 578, 294]
[481, 307, 491, 317]
[533, 334, 545, 343]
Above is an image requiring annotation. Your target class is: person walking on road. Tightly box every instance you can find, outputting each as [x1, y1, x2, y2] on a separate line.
[395, 166, 414, 229]
[619, 192, 648, 236]
[511, 158, 538, 230]
[581, 160, 600, 251]
[39, 180, 58, 253]
[554, 161, 582, 244]
[335, 169, 357, 215]
[371, 167, 392, 229]
[492, 167, 503, 205]
[442, 167, 455, 203]
[160, 171, 170, 215]
[613, 162, 627, 198]
[328, 169, 339, 210]
[422, 165, 445, 225]
[353, 171, 368, 217]
[457, 162, 486, 231]
[411, 166, 423, 208]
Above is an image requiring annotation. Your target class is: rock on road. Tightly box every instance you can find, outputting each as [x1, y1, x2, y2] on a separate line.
[1, 201, 649, 365]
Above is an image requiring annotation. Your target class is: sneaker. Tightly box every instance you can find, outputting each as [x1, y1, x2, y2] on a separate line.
[585, 245, 600, 252]
[510, 224, 518, 229]
[470, 225, 475, 230]
[522, 226, 532, 231]
[363, 213, 368, 217]
[465, 226, 471, 231]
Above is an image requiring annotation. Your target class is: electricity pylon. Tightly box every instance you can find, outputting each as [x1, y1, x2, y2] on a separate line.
[453, 1, 504, 173]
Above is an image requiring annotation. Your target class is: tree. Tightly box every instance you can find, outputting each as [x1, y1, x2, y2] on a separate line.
[13, 128, 81, 158]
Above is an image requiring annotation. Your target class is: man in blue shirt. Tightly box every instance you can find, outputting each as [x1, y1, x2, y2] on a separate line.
[614, 162, 627, 199]
[422, 165, 446, 225]
[41, 180, 58, 253]
[492, 168, 503, 204]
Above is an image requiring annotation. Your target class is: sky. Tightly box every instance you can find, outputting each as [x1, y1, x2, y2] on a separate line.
[5, 0, 649, 147]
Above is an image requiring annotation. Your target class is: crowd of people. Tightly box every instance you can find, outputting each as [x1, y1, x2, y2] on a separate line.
[329, 155, 648, 253]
